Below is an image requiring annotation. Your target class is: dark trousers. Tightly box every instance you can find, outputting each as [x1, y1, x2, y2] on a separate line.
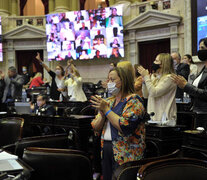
[102, 141, 118, 180]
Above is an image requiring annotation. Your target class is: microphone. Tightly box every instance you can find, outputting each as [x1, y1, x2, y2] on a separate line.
[143, 112, 155, 122]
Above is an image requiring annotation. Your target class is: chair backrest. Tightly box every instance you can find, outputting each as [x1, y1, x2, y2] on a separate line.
[14, 133, 69, 158]
[112, 149, 180, 180]
[22, 147, 93, 180]
[138, 157, 207, 180]
[0, 117, 24, 147]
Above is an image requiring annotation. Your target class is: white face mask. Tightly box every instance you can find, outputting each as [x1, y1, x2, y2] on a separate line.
[107, 82, 120, 95]
[56, 70, 61, 75]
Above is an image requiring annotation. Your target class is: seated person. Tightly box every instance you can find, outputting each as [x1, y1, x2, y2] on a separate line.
[30, 94, 55, 116]
[29, 72, 45, 89]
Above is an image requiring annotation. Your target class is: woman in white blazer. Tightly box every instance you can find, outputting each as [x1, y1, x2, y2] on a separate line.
[65, 64, 87, 102]
[138, 53, 177, 125]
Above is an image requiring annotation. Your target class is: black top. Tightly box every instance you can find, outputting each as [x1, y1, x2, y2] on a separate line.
[176, 63, 190, 99]
[48, 70, 60, 100]
[184, 66, 207, 112]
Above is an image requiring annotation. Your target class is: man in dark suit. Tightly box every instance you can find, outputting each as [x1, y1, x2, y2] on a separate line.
[2, 66, 25, 103]
[30, 94, 55, 116]
[171, 52, 190, 99]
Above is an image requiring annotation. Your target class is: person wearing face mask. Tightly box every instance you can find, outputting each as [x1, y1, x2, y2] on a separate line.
[64, 64, 87, 102]
[91, 67, 146, 180]
[171, 38, 207, 128]
[182, 54, 198, 84]
[35, 52, 66, 101]
[30, 94, 55, 116]
[138, 53, 177, 125]
[171, 52, 190, 99]
[21, 66, 31, 85]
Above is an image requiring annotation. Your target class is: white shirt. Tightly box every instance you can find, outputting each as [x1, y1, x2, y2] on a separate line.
[193, 71, 203, 88]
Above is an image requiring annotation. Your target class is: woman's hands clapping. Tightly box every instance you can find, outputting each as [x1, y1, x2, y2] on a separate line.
[137, 66, 149, 77]
[90, 95, 110, 114]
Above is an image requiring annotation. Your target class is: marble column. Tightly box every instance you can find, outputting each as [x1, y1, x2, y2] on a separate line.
[129, 30, 137, 65]
[0, 0, 10, 15]
[11, 0, 18, 16]
[7, 40, 16, 68]
[70, 0, 79, 11]
[184, 0, 192, 54]
[169, 24, 179, 53]
[49, 0, 55, 13]
[54, 0, 70, 12]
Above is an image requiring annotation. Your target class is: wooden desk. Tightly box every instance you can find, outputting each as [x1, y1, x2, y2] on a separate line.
[145, 124, 186, 157]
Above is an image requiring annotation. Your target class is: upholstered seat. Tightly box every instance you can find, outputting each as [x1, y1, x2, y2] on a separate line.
[138, 157, 207, 180]
[0, 117, 24, 147]
[2, 133, 69, 158]
[112, 149, 180, 180]
[22, 147, 93, 180]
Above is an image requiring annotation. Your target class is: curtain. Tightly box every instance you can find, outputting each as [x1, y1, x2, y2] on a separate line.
[80, 0, 86, 10]
[20, 0, 28, 16]
[41, 0, 49, 14]
[105, 0, 109, 7]
[16, 50, 43, 76]
[139, 39, 170, 73]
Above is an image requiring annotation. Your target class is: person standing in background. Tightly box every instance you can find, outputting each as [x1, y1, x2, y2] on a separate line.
[35, 52, 66, 101]
[21, 66, 31, 85]
[171, 52, 190, 99]
[0, 71, 5, 111]
[64, 64, 87, 102]
[138, 53, 177, 125]
[182, 54, 198, 84]
[171, 38, 207, 128]
[2, 66, 24, 103]
[134, 64, 143, 98]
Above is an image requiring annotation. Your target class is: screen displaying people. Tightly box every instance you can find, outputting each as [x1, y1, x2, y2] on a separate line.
[0, 17, 2, 62]
[46, 5, 124, 61]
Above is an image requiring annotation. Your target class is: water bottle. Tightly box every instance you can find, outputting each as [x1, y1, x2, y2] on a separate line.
[22, 89, 27, 102]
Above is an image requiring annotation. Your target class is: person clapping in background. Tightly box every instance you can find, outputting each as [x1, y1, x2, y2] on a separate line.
[138, 53, 177, 125]
[64, 62, 87, 102]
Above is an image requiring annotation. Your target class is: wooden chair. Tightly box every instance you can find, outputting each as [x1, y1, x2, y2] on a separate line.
[138, 157, 207, 180]
[22, 147, 93, 180]
[0, 117, 24, 147]
[112, 149, 180, 180]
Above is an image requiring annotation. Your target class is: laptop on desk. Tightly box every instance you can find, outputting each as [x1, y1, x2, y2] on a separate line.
[14, 102, 31, 114]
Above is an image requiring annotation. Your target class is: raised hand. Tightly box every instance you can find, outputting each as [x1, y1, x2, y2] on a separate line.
[36, 52, 42, 62]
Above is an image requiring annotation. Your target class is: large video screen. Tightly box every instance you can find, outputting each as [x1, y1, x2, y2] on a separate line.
[0, 17, 2, 62]
[197, 0, 207, 50]
[46, 6, 124, 61]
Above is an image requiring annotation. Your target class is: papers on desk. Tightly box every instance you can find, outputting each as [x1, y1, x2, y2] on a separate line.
[0, 159, 23, 171]
[0, 151, 18, 161]
[0, 151, 23, 171]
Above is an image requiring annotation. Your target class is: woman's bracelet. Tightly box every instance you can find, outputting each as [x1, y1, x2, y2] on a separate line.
[105, 109, 112, 116]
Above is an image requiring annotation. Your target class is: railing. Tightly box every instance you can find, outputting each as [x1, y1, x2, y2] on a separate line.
[1, 0, 172, 33]
[2, 15, 46, 33]
[126, 0, 172, 22]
